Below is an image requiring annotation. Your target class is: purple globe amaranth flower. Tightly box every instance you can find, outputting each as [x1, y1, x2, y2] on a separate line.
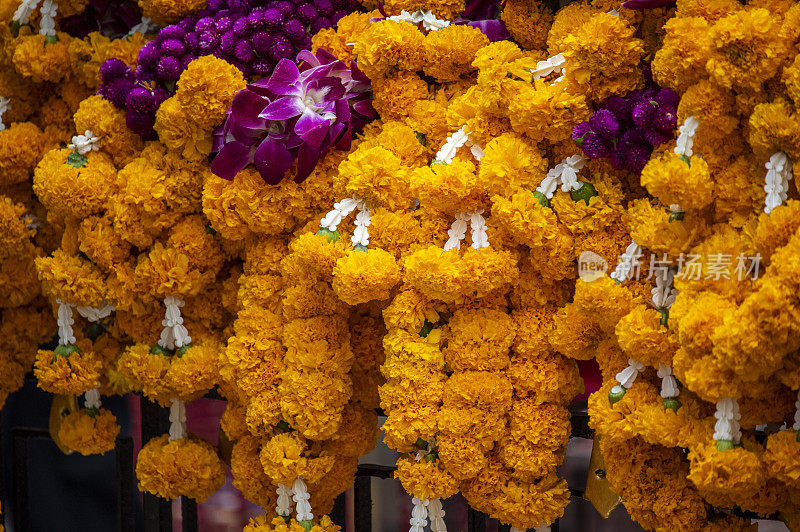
[235, 41, 256, 63]
[273, 1, 295, 18]
[161, 38, 187, 56]
[572, 122, 592, 147]
[99, 76, 135, 108]
[263, 7, 284, 30]
[200, 30, 220, 53]
[247, 9, 266, 28]
[216, 15, 234, 32]
[100, 58, 131, 84]
[643, 127, 673, 146]
[311, 17, 333, 33]
[160, 24, 186, 40]
[126, 87, 159, 114]
[582, 131, 611, 159]
[137, 41, 161, 69]
[269, 34, 294, 61]
[296, 3, 318, 23]
[653, 105, 677, 132]
[195, 16, 215, 32]
[156, 55, 182, 81]
[601, 95, 633, 125]
[588, 109, 619, 140]
[251, 31, 272, 54]
[283, 19, 306, 42]
[233, 17, 250, 37]
[228, 0, 252, 11]
[632, 99, 657, 127]
[315, 0, 334, 17]
[252, 58, 274, 76]
[212, 48, 375, 184]
[220, 31, 238, 55]
[654, 88, 678, 108]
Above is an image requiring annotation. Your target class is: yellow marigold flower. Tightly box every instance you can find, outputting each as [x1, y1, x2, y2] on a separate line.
[282, 232, 348, 283]
[116, 343, 172, 403]
[136, 435, 225, 501]
[164, 340, 220, 401]
[436, 434, 487, 480]
[0, 122, 51, 187]
[73, 95, 143, 166]
[13, 33, 72, 83]
[754, 199, 800, 260]
[748, 99, 800, 160]
[154, 96, 213, 161]
[259, 432, 335, 486]
[34, 347, 103, 395]
[353, 20, 425, 80]
[626, 198, 709, 257]
[497, 434, 564, 480]
[32, 148, 116, 224]
[0, 69, 46, 123]
[311, 11, 378, 62]
[245, 515, 340, 532]
[279, 369, 352, 439]
[58, 408, 120, 455]
[506, 78, 590, 142]
[487, 473, 570, 530]
[36, 250, 110, 306]
[231, 435, 277, 508]
[444, 308, 514, 371]
[137, 0, 206, 25]
[412, 158, 487, 213]
[500, 0, 552, 51]
[282, 315, 352, 374]
[706, 8, 787, 92]
[175, 56, 245, 130]
[652, 17, 712, 93]
[403, 246, 519, 303]
[382, 0, 462, 18]
[677, 80, 739, 144]
[332, 248, 401, 305]
[479, 133, 548, 196]
[78, 215, 132, 270]
[546, 3, 598, 54]
[395, 456, 460, 500]
[371, 72, 429, 121]
[422, 25, 488, 83]
[615, 304, 678, 368]
[688, 441, 766, 501]
[68, 32, 111, 88]
[676, 0, 741, 19]
[562, 13, 644, 102]
[640, 152, 713, 211]
[508, 352, 582, 405]
[764, 429, 800, 487]
[335, 145, 413, 210]
[369, 209, 443, 258]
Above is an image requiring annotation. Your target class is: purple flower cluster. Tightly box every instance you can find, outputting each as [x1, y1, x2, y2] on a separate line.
[97, 0, 359, 138]
[211, 49, 375, 184]
[572, 83, 678, 174]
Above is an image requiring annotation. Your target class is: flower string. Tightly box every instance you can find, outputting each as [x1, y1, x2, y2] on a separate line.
[0, 96, 9, 132]
[385, 10, 450, 32]
[168, 398, 187, 441]
[158, 295, 191, 350]
[763, 152, 792, 215]
[84, 386, 101, 411]
[712, 397, 741, 449]
[408, 498, 428, 532]
[435, 125, 484, 164]
[536, 154, 586, 199]
[276, 484, 292, 517]
[609, 240, 642, 283]
[76, 303, 115, 323]
[56, 299, 77, 346]
[292, 478, 313, 525]
[38, 0, 57, 37]
[674, 116, 699, 158]
[428, 498, 446, 532]
[11, 0, 40, 25]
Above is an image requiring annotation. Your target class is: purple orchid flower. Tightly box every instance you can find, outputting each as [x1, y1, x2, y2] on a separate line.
[211, 48, 374, 184]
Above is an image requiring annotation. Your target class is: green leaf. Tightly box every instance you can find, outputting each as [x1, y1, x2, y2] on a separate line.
[415, 131, 427, 146]
[532, 191, 550, 208]
[418, 320, 435, 338]
[316, 227, 340, 243]
[149, 344, 168, 356]
[66, 151, 88, 168]
[44, 34, 59, 44]
[570, 181, 598, 205]
[54, 344, 83, 357]
[715, 440, 735, 452]
[353, 244, 368, 253]
[175, 344, 190, 357]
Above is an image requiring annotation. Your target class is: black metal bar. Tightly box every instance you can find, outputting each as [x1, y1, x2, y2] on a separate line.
[11, 428, 43, 532]
[467, 507, 486, 532]
[181, 497, 198, 532]
[353, 475, 371, 532]
[569, 411, 593, 440]
[141, 397, 172, 532]
[355, 463, 395, 479]
[551, 519, 560, 532]
[331, 492, 346, 528]
[116, 435, 135, 532]
[499, 524, 510, 532]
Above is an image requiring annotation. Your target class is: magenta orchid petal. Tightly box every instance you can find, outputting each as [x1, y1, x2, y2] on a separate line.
[263, 59, 303, 96]
[295, 141, 322, 183]
[230, 90, 271, 130]
[211, 140, 252, 181]
[353, 99, 378, 119]
[296, 113, 331, 145]
[260, 97, 306, 120]
[254, 136, 293, 185]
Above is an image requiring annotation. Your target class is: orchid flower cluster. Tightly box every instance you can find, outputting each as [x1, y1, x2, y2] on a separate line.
[211, 48, 374, 184]
[572, 74, 678, 174]
[98, 0, 358, 137]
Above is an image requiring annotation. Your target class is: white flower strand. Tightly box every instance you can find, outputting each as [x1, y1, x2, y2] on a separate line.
[657, 364, 679, 399]
[351, 203, 371, 248]
[764, 152, 793, 214]
[409, 498, 429, 532]
[292, 478, 313, 523]
[428, 498, 446, 532]
[674, 116, 699, 158]
[609, 240, 642, 283]
[168, 398, 187, 441]
[443, 212, 469, 251]
[68, 130, 101, 155]
[320, 195, 362, 231]
[12, 0, 41, 25]
[529, 53, 565, 81]
[651, 269, 677, 310]
[76, 303, 115, 323]
[0, 96, 10, 132]
[536, 154, 586, 199]
[158, 295, 191, 350]
[793, 391, 800, 431]
[127, 16, 157, 36]
[435, 125, 483, 164]
[38, 0, 57, 36]
[56, 299, 76, 345]
[276, 484, 292, 517]
[615, 358, 644, 389]
[84, 386, 101, 410]
[713, 397, 741, 442]
[386, 9, 449, 31]
[469, 210, 489, 250]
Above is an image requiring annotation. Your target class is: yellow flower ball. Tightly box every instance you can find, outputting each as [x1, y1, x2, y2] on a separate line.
[136, 435, 225, 501]
[58, 408, 120, 455]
